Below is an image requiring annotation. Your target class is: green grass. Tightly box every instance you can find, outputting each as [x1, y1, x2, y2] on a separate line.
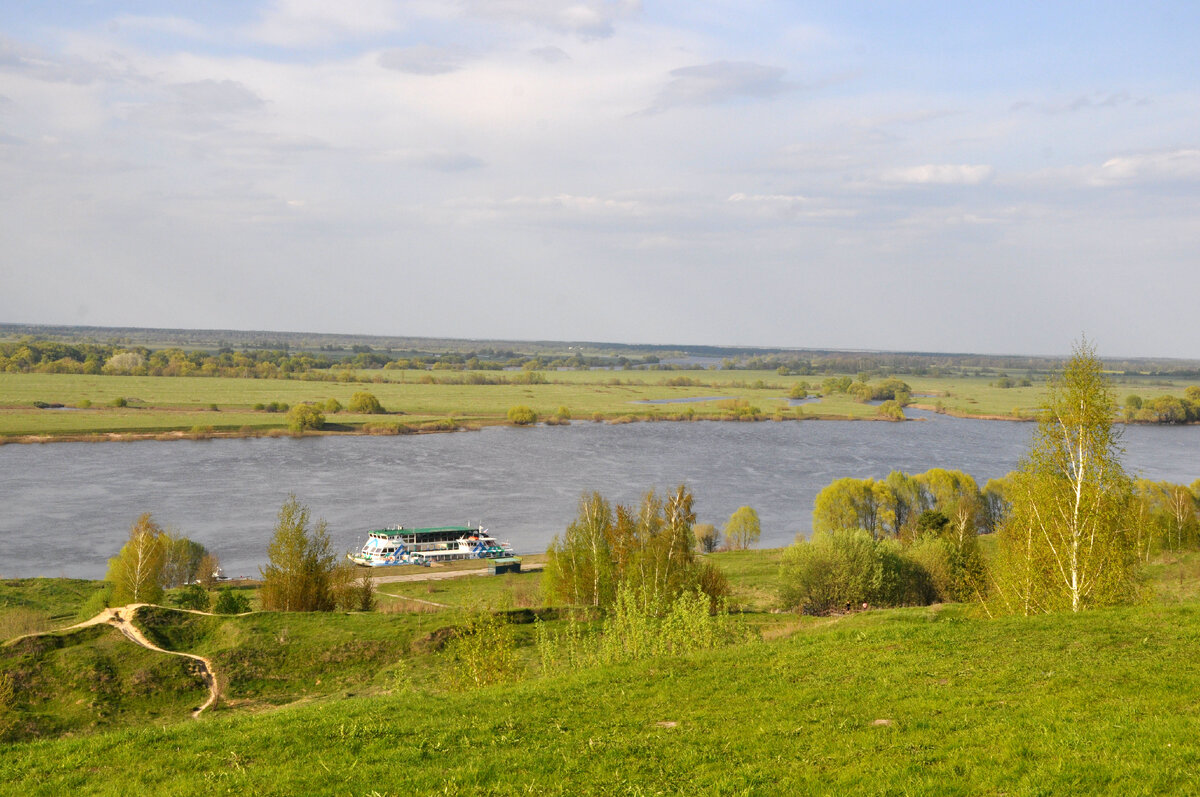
[707, 548, 787, 611]
[1, 624, 208, 740]
[4, 370, 1198, 439]
[133, 606, 457, 710]
[375, 569, 545, 611]
[0, 579, 108, 638]
[7, 548, 1200, 793]
[5, 602, 1200, 794]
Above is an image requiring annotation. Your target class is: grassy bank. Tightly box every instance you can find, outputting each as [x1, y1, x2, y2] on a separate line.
[4, 600, 1200, 794]
[6, 550, 1200, 793]
[3, 369, 1197, 441]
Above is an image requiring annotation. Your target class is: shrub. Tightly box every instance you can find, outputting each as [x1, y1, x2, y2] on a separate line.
[171, 584, 210, 611]
[110, 397, 128, 408]
[779, 529, 936, 614]
[349, 391, 384, 414]
[555, 405, 571, 421]
[877, 400, 905, 421]
[445, 611, 519, 688]
[214, 588, 251, 614]
[507, 405, 538, 425]
[331, 562, 375, 611]
[287, 403, 325, 433]
[324, 397, 343, 413]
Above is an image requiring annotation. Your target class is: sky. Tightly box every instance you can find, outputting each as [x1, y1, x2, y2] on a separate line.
[1, 2, 1198, 357]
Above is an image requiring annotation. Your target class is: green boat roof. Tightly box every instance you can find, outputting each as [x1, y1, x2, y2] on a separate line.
[369, 525, 481, 537]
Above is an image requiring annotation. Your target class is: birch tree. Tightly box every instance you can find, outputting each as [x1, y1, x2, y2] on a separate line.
[107, 513, 168, 604]
[259, 495, 337, 612]
[990, 339, 1135, 614]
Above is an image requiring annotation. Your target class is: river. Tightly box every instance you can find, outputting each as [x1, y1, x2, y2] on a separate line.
[1, 412, 1196, 579]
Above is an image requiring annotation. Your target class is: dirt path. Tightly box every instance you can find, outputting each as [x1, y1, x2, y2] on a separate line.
[6, 604, 221, 718]
[106, 605, 220, 718]
[370, 561, 542, 586]
[375, 590, 452, 608]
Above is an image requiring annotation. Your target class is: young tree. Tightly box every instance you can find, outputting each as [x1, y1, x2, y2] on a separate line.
[160, 533, 208, 588]
[107, 513, 168, 604]
[545, 485, 727, 612]
[723, 506, 762, 551]
[544, 492, 615, 607]
[990, 339, 1135, 615]
[259, 495, 337, 611]
[693, 523, 720, 553]
[812, 477, 894, 540]
[197, 552, 222, 588]
[331, 561, 376, 611]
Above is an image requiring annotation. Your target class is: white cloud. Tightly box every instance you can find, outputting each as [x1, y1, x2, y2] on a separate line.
[459, 0, 641, 39]
[378, 148, 485, 171]
[246, 0, 403, 47]
[882, 164, 994, 185]
[111, 15, 209, 40]
[379, 45, 470, 75]
[168, 80, 265, 114]
[728, 192, 811, 204]
[644, 60, 788, 113]
[1091, 149, 1200, 185]
[1010, 91, 1145, 115]
[529, 46, 571, 64]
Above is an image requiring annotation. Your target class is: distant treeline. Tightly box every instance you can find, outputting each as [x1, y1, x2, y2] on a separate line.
[0, 338, 668, 377]
[3, 323, 1200, 380]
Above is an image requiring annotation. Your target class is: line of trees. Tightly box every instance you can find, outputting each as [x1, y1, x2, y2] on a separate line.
[543, 486, 730, 612]
[784, 340, 1200, 617]
[1121, 388, 1200, 424]
[106, 514, 218, 605]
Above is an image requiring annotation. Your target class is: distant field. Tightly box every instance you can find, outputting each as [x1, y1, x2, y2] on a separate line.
[1, 369, 1196, 439]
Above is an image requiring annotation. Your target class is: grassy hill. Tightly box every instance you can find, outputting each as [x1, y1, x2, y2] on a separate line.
[4, 553, 1200, 794]
[4, 601, 1200, 794]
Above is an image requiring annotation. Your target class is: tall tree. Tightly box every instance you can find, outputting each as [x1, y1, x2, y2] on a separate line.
[107, 513, 168, 604]
[160, 533, 209, 588]
[723, 506, 762, 551]
[990, 339, 1135, 614]
[545, 485, 727, 611]
[259, 495, 337, 612]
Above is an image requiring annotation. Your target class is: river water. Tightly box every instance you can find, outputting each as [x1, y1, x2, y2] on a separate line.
[1, 412, 1196, 579]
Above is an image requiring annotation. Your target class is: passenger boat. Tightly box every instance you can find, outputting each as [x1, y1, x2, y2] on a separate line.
[348, 524, 512, 567]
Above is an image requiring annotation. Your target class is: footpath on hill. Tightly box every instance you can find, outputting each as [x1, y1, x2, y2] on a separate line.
[2, 563, 544, 719]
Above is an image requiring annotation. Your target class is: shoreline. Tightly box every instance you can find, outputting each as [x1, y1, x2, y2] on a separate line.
[6, 406, 1191, 445]
[0, 411, 942, 445]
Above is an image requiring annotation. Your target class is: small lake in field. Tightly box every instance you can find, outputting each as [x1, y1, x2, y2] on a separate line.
[1, 415, 1196, 578]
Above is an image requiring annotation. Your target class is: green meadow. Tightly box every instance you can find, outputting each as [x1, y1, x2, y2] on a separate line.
[3, 369, 1196, 440]
[5, 550, 1200, 793]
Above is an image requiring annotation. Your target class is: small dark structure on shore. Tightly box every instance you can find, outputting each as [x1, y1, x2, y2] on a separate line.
[488, 557, 522, 575]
